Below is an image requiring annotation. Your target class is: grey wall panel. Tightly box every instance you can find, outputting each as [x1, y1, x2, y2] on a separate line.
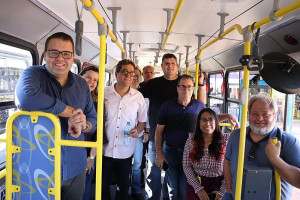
[0, 0, 59, 45]
[201, 58, 223, 73]
[212, 44, 244, 70]
[267, 21, 300, 54]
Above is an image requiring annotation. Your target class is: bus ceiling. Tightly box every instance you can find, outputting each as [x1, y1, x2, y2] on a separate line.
[0, 0, 299, 74]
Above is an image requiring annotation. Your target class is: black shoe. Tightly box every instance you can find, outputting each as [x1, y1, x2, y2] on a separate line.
[131, 193, 145, 200]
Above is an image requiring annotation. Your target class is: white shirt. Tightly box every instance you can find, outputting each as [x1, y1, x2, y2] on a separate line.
[104, 85, 147, 159]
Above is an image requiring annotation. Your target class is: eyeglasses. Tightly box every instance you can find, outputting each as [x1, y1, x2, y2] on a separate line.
[134, 74, 141, 79]
[178, 85, 194, 90]
[120, 70, 136, 77]
[247, 142, 259, 161]
[199, 117, 215, 123]
[47, 50, 73, 59]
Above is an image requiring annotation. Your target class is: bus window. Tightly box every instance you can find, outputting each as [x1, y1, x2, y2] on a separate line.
[0, 44, 32, 103]
[228, 71, 240, 100]
[0, 43, 32, 169]
[292, 93, 300, 141]
[105, 71, 111, 86]
[273, 90, 286, 130]
[209, 73, 224, 98]
[210, 98, 223, 114]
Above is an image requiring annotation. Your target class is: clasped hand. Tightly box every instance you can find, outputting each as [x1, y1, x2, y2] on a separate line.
[68, 108, 86, 138]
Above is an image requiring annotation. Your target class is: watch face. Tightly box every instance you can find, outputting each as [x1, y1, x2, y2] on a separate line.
[90, 155, 95, 159]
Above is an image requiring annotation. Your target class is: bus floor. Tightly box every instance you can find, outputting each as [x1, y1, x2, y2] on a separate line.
[87, 167, 167, 200]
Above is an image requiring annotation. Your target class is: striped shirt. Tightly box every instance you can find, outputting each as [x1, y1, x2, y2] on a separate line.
[183, 133, 230, 195]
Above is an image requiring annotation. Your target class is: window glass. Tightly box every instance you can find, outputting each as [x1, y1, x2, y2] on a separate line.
[228, 71, 240, 99]
[292, 93, 300, 141]
[209, 98, 224, 114]
[105, 72, 110, 86]
[209, 73, 224, 98]
[0, 44, 32, 103]
[273, 90, 285, 130]
[228, 102, 239, 119]
[70, 63, 79, 74]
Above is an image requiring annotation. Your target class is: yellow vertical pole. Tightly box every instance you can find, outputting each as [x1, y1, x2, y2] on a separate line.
[95, 31, 106, 200]
[186, 67, 189, 75]
[234, 41, 251, 200]
[194, 50, 203, 99]
[270, 88, 274, 98]
[55, 116, 61, 200]
[5, 114, 13, 200]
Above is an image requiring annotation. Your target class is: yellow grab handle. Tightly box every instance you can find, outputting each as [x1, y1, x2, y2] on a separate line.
[272, 137, 281, 200]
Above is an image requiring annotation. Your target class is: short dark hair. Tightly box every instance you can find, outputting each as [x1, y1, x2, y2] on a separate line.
[116, 59, 135, 72]
[162, 53, 177, 63]
[44, 32, 74, 52]
[79, 65, 99, 76]
[177, 74, 194, 86]
[134, 67, 142, 76]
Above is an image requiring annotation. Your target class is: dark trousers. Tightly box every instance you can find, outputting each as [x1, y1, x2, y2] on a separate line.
[102, 155, 133, 200]
[61, 169, 86, 200]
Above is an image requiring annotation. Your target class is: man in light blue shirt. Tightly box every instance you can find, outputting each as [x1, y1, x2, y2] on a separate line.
[223, 92, 300, 200]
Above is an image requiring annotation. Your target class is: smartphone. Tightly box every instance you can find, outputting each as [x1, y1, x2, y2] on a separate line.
[208, 193, 216, 200]
[163, 161, 169, 171]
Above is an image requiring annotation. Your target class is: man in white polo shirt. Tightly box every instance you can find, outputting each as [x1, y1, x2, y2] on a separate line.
[102, 59, 147, 200]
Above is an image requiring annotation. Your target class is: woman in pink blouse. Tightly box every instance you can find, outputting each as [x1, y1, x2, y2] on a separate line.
[183, 108, 230, 200]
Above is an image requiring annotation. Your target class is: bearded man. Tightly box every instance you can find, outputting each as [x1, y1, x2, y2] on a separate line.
[223, 92, 300, 200]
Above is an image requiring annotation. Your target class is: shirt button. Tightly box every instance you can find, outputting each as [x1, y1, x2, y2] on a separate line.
[117, 126, 119, 128]
[115, 145, 116, 147]
[119, 108, 121, 110]
[116, 136, 117, 138]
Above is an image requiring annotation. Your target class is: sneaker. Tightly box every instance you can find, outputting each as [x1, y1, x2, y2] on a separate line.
[131, 193, 145, 200]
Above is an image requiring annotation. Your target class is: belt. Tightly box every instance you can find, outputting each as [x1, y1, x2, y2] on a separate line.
[165, 143, 184, 153]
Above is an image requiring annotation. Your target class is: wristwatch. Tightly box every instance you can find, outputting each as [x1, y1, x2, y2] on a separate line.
[89, 155, 95, 160]
[83, 122, 90, 132]
[144, 131, 149, 135]
[198, 82, 205, 86]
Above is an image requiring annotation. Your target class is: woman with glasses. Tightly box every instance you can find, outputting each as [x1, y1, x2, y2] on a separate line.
[183, 108, 230, 200]
[79, 65, 108, 200]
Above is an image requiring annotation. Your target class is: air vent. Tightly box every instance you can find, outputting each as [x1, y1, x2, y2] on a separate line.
[138, 43, 179, 53]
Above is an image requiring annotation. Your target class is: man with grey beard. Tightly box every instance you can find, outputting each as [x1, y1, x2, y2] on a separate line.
[223, 92, 300, 200]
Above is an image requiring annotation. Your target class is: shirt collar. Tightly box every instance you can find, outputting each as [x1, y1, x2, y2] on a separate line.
[43, 64, 74, 87]
[109, 84, 134, 96]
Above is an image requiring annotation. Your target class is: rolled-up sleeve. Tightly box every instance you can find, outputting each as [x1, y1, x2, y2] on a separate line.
[16, 67, 66, 114]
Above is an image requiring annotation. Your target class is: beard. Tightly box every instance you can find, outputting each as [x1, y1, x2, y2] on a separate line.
[249, 120, 275, 136]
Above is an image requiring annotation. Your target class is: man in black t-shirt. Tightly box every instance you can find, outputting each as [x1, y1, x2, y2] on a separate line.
[140, 53, 205, 200]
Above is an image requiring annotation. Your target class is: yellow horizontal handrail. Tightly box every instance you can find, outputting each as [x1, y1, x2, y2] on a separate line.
[248, 0, 300, 32]
[80, 0, 126, 54]
[196, 24, 243, 58]
[0, 168, 6, 180]
[161, 0, 185, 49]
[219, 123, 234, 131]
[60, 140, 99, 148]
[0, 138, 6, 142]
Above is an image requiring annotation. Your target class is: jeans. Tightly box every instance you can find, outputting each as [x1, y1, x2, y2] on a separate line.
[132, 136, 144, 194]
[145, 141, 162, 200]
[83, 158, 96, 200]
[163, 144, 187, 200]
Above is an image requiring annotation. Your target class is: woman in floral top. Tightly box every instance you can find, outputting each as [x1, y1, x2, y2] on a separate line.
[183, 108, 230, 200]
